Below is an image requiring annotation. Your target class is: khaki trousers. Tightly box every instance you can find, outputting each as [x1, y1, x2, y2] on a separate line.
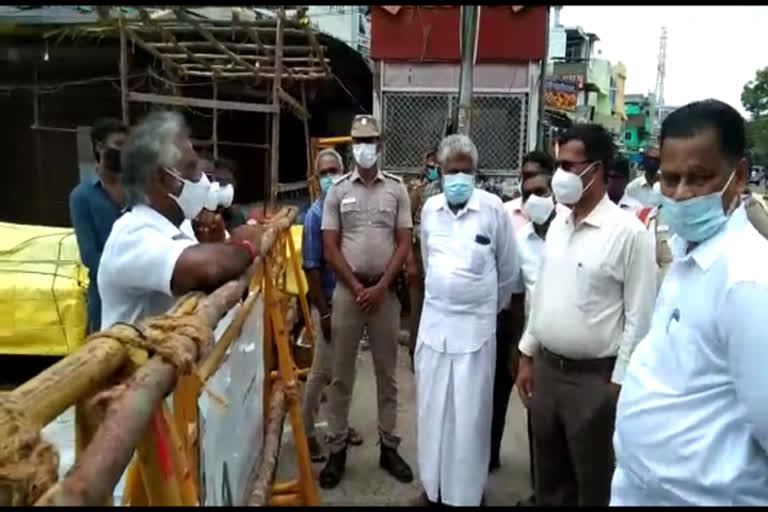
[300, 307, 358, 440]
[327, 284, 401, 453]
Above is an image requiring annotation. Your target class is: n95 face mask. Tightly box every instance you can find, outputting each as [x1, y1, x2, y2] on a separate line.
[524, 194, 555, 225]
[552, 162, 597, 205]
[166, 169, 211, 220]
[204, 181, 235, 211]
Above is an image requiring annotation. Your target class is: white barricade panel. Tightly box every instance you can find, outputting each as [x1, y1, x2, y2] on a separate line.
[198, 295, 265, 506]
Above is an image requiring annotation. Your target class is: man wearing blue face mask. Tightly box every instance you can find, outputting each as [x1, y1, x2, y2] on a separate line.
[413, 134, 521, 506]
[405, 149, 443, 371]
[612, 100, 768, 506]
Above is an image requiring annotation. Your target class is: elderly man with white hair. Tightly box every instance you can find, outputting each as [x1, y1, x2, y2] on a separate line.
[413, 134, 521, 506]
[98, 110, 263, 329]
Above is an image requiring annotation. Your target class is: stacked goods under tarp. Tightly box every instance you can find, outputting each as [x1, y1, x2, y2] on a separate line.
[0, 222, 88, 356]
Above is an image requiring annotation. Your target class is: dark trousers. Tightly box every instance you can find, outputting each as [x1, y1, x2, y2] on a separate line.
[530, 348, 618, 506]
[490, 310, 519, 465]
[527, 409, 535, 491]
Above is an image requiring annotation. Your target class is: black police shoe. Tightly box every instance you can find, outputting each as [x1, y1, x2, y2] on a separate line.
[380, 444, 414, 483]
[318, 448, 346, 489]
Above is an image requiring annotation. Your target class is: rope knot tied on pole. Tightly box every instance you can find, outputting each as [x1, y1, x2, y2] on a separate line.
[0, 395, 60, 506]
[88, 293, 228, 411]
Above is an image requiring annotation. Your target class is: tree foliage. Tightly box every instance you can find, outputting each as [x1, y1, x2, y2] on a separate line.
[743, 67, 768, 165]
[742, 67, 768, 120]
[747, 117, 768, 165]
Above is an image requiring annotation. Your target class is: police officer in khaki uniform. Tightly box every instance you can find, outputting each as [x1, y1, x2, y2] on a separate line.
[320, 115, 414, 489]
[405, 149, 442, 371]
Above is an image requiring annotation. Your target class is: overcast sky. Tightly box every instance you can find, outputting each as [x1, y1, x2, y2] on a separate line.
[560, 6, 768, 118]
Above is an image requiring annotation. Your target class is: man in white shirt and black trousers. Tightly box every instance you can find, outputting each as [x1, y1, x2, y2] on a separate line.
[515, 124, 657, 506]
[612, 100, 768, 506]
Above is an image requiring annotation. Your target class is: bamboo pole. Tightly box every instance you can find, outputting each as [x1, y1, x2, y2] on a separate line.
[32, 207, 297, 506]
[301, 83, 311, 172]
[119, 17, 130, 125]
[182, 70, 325, 80]
[175, 8, 260, 76]
[9, 339, 127, 429]
[124, 26, 186, 76]
[179, 62, 324, 74]
[128, 24, 309, 37]
[164, 53, 329, 64]
[246, 381, 286, 506]
[268, 10, 284, 211]
[145, 41, 324, 54]
[136, 7, 220, 77]
[212, 80, 218, 159]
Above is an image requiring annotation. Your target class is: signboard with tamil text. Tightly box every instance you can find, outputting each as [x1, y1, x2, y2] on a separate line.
[544, 79, 578, 113]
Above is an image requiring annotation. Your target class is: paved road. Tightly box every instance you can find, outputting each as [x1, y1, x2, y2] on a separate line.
[276, 345, 532, 506]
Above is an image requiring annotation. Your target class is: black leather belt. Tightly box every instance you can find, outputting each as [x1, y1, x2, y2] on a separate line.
[540, 346, 616, 374]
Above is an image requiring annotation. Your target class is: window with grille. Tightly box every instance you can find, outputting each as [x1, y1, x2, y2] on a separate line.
[381, 91, 528, 174]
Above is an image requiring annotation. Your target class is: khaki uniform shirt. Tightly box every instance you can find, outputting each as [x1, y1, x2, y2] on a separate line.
[409, 178, 442, 242]
[321, 167, 413, 278]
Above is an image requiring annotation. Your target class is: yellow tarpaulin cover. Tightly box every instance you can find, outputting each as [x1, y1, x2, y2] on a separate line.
[283, 224, 308, 297]
[0, 222, 88, 356]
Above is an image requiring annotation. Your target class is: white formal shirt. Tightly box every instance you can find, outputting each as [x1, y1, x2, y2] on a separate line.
[512, 203, 571, 300]
[618, 193, 644, 213]
[502, 197, 529, 232]
[99, 204, 198, 329]
[419, 189, 521, 354]
[626, 175, 658, 208]
[515, 222, 545, 300]
[503, 203, 571, 310]
[518, 194, 657, 384]
[612, 206, 768, 506]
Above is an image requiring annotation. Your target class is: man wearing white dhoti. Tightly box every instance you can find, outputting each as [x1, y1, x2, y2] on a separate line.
[412, 134, 521, 506]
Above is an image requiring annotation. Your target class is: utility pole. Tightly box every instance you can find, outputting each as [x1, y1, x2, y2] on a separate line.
[455, 5, 479, 135]
[536, 6, 550, 150]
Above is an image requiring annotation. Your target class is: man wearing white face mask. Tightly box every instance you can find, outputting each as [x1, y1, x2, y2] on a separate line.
[495, 154, 569, 506]
[491, 151, 562, 476]
[98, 111, 263, 329]
[612, 100, 768, 506]
[515, 124, 656, 506]
[320, 114, 414, 489]
[413, 134, 521, 506]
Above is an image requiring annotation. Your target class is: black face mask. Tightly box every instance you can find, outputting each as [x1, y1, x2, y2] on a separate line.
[103, 147, 122, 174]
